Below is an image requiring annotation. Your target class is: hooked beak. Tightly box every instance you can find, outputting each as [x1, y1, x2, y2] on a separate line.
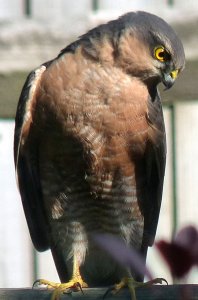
[162, 69, 178, 89]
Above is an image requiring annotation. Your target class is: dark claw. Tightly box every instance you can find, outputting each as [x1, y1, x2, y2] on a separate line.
[152, 277, 168, 285]
[75, 282, 84, 294]
[32, 279, 42, 289]
[160, 278, 168, 285]
[63, 282, 84, 295]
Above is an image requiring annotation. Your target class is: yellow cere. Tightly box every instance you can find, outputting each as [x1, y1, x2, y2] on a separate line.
[170, 69, 179, 79]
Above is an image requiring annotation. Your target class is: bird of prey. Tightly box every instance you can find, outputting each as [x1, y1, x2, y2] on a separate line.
[14, 11, 185, 299]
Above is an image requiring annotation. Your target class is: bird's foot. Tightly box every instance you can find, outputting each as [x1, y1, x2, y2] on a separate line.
[104, 277, 168, 300]
[33, 277, 88, 300]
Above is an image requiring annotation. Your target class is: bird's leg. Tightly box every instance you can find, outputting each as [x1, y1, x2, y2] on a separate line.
[105, 274, 167, 300]
[33, 255, 88, 300]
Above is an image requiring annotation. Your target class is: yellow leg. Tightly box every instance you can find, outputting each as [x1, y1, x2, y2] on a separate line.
[33, 255, 88, 300]
[110, 277, 168, 300]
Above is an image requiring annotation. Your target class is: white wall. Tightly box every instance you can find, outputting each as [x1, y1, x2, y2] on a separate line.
[31, 0, 91, 21]
[0, 121, 33, 287]
[0, 0, 198, 21]
[176, 102, 198, 227]
[0, 0, 24, 20]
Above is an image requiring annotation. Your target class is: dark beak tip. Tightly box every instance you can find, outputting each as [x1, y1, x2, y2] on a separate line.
[163, 82, 173, 91]
[162, 75, 175, 90]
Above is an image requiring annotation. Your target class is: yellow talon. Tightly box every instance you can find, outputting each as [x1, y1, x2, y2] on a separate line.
[33, 255, 88, 300]
[33, 277, 88, 300]
[109, 276, 168, 300]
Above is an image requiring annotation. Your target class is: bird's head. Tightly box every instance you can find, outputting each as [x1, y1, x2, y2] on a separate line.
[112, 11, 185, 89]
[81, 11, 185, 89]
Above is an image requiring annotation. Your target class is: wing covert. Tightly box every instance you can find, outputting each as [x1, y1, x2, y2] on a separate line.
[142, 93, 166, 247]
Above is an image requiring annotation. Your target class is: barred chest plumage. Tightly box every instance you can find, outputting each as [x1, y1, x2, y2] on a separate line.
[21, 43, 164, 285]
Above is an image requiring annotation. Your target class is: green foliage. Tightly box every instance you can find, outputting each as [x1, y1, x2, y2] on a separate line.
[0, 72, 28, 118]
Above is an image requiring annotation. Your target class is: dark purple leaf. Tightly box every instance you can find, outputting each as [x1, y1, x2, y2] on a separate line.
[175, 225, 198, 264]
[156, 225, 198, 278]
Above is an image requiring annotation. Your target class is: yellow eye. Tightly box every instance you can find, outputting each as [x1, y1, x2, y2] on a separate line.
[154, 47, 169, 62]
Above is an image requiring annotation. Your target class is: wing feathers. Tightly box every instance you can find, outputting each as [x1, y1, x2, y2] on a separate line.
[14, 65, 50, 251]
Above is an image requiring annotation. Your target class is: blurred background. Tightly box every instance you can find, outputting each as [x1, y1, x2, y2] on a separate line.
[0, 0, 198, 288]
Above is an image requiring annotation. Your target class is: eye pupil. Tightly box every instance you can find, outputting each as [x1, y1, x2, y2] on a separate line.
[158, 51, 164, 58]
[155, 47, 169, 62]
